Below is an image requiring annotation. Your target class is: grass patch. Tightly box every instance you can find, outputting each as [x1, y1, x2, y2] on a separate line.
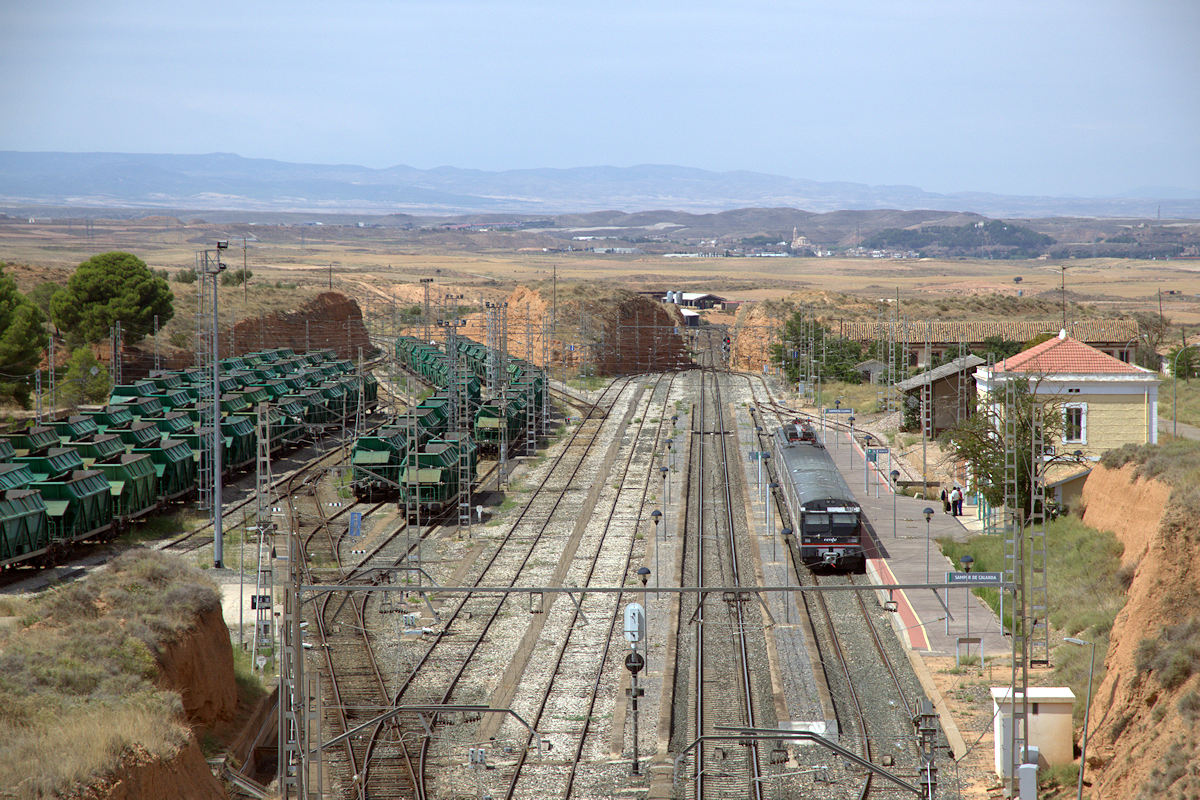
[567, 374, 607, 391]
[1157, 376, 1200, 429]
[1038, 762, 1080, 796]
[938, 514, 1127, 724]
[119, 510, 205, 546]
[0, 549, 220, 798]
[231, 645, 271, 704]
[816, 381, 882, 414]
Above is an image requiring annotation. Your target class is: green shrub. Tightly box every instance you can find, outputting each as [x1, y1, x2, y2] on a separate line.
[1135, 619, 1200, 691]
[1177, 691, 1200, 721]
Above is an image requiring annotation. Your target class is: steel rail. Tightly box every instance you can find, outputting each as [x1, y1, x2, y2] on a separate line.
[501, 371, 676, 799]
[712, 369, 764, 800]
[356, 375, 634, 798]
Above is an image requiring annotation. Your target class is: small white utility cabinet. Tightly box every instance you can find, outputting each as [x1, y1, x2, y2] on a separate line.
[991, 687, 1076, 777]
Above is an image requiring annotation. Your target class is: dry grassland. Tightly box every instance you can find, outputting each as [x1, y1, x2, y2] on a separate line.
[4, 217, 1200, 325]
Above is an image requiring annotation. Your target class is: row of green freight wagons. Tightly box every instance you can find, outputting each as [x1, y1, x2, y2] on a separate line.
[0, 347, 378, 570]
[393, 335, 547, 452]
[350, 388, 478, 517]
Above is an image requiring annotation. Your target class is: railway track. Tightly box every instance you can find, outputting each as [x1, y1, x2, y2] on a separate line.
[747, 375, 929, 798]
[347, 375, 638, 798]
[493, 371, 680, 799]
[674, 367, 770, 800]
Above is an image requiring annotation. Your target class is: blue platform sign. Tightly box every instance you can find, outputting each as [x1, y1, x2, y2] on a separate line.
[866, 446, 888, 463]
[349, 511, 362, 538]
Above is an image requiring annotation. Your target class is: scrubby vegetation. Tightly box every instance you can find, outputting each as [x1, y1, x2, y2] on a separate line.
[0, 549, 219, 798]
[1101, 438, 1200, 517]
[939, 515, 1127, 723]
[1156, 376, 1200, 429]
[1135, 620, 1200, 692]
[861, 220, 1054, 258]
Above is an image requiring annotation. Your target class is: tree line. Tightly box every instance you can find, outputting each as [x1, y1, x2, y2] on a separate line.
[0, 252, 174, 408]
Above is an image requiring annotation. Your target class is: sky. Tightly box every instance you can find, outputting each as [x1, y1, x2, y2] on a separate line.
[2, 0, 1198, 198]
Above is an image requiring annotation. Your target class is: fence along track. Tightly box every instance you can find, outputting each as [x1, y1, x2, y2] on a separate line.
[346, 376, 636, 797]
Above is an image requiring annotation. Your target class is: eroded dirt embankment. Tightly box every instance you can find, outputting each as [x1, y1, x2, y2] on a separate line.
[402, 284, 689, 374]
[121, 290, 373, 378]
[69, 606, 235, 800]
[1078, 464, 1200, 799]
[157, 606, 238, 729]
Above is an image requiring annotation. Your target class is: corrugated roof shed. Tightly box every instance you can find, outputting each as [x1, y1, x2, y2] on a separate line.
[895, 355, 987, 391]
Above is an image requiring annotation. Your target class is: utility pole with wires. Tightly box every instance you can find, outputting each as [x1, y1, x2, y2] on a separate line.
[243, 236, 249, 304]
[1060, 265, 1068, 331]
[421, 277, 434, 343]
[111, 321, 122, 387]
[48, 335, 56, 412]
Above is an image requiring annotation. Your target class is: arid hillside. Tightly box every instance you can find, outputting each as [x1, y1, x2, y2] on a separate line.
[1077, 449, 1200, 799]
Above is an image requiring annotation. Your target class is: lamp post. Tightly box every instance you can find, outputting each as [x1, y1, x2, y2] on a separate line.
[833, 398, 841, 446]
[1173, 344, 1198, 437]
[1121, 336, 1138, 364]
[760, 452, 771, 503]
[650, 510, 661, 597]
[891, 469, 901, 538]
[660, 465, 669, 506]
[863, 433, 873, 493]
[1064, 637, 1096, 800]
[959, 554, 974, 638]
[848, 415, 856, 467]
[768, 482, 779, 561]
[201, 240, 229, 569]
[923, 507, 935, 585]
[637, 565, 651, 590]
[781, 527, 793, 623]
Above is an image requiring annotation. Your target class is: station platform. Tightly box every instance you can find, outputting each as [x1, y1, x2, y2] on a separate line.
[816, 422, 1008, 662]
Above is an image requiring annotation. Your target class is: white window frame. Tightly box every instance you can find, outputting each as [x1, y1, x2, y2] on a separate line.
[1063, 403, 1087, 444]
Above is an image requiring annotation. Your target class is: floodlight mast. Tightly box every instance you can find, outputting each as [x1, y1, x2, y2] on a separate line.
[206, 241, 228, 567]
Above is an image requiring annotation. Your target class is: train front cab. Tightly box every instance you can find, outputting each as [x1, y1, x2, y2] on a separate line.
[800, 506, 865, 573]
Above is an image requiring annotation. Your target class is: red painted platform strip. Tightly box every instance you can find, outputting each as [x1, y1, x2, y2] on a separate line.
[869, 556, 929, 651]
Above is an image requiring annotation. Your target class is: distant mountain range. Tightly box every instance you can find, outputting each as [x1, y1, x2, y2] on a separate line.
[1, 151, 1197, 218]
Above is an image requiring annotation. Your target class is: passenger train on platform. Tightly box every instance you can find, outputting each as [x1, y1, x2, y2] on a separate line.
[773, 419, 866, 572]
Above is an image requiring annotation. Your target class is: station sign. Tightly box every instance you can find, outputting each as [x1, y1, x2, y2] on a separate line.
[866, 447, 888, 463]
[945, 571, 1003, 585]
[824, 407, 854, 415]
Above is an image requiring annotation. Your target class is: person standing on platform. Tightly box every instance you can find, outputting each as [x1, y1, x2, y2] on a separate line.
[941, 487, 951, 514]
[950, 485, 963, 516]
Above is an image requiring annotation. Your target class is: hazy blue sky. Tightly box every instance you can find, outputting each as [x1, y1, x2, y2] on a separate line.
[2, 0, 1197, 197]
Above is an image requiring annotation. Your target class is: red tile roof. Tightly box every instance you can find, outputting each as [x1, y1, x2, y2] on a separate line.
[995, 334, 1145, 374]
